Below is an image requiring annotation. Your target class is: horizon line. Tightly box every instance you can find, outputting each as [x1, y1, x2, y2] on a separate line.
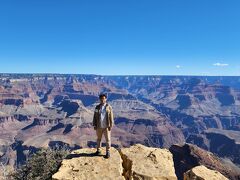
[0, 73, 240, 77]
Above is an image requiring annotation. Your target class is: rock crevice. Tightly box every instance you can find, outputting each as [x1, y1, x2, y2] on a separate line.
[119, 150, 133, 179]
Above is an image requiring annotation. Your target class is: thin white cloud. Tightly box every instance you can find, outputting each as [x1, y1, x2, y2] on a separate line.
[201, 72, 210, 76]
[213, 62, 229, 67]
[176, 65, 181, 69]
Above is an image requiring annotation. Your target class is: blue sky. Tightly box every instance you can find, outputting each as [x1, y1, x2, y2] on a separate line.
[0, 0, 240, 75]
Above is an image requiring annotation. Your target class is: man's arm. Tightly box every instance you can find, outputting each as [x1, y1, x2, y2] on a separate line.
[109, 106, 114, 129]
[92, 108, 97, 129]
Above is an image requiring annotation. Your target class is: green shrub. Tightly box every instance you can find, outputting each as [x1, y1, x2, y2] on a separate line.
[9, 145, 70, 180]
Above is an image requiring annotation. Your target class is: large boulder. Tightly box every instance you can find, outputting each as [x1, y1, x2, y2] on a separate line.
[184, 165, 228, 180]
[119, 144, 177, 180]
[52, 147, 124, 180]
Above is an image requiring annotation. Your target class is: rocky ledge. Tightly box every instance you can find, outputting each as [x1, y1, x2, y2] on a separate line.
[52, 144, 228, 180]
[184, 165, 228, 180]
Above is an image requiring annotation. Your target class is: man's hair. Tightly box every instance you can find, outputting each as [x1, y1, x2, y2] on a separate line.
[99, 93, 107, 99]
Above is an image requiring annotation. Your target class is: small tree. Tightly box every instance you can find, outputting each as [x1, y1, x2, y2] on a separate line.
[9, 144, 70, 180]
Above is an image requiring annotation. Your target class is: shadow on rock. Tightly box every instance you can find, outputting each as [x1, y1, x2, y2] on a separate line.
[65, 152, 104, 159]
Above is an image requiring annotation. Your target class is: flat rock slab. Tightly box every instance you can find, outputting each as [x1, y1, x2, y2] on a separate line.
[52, 147, 124, 180]
[119, 143, 177, 180]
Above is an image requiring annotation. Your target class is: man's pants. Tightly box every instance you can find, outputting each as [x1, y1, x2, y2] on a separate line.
[96, 128, 111, 152]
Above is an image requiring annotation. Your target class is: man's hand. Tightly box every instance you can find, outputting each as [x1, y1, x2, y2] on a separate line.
[108, 127, 111, 131]
[94, 127, 97, 130]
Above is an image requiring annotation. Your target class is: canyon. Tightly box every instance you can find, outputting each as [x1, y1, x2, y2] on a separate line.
[0, 74, 240, 178]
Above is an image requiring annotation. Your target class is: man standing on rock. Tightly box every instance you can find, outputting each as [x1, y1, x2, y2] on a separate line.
[92, 93, 114, 158]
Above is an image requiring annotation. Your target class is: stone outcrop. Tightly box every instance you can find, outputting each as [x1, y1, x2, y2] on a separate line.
[52, 147, 124, 180]
[119, 144, 177, 180]
[184, 165, 228, 180]
[53, 144, 178, 180]
[52, 144, 228, 180]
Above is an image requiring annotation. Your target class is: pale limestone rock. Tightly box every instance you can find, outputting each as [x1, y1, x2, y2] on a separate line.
[184, 165, 229, 180]
[119, 143, 177, 180]
[52, 147, 124, 180]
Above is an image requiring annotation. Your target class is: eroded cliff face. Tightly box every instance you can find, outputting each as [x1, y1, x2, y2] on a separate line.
[1, 74, 240, 174]
[169, 143, 240, 180]
[52, 144, 228, 180]
[187, 129, 240, 166]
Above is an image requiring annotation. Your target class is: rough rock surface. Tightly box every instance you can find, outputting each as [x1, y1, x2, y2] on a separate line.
[52, 147, 124, 180]
[184, 165, 229, 180]
[53, 144, 178, 180]
[52, 144, 229, 180]
[119, 144, 177, 180]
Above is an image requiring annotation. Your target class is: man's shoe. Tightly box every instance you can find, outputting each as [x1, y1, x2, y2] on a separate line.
[95, 149, 101, 156]
[105, 151, 110, 159]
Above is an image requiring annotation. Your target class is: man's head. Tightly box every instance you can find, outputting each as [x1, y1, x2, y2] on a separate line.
[99, 93, 107, 104]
